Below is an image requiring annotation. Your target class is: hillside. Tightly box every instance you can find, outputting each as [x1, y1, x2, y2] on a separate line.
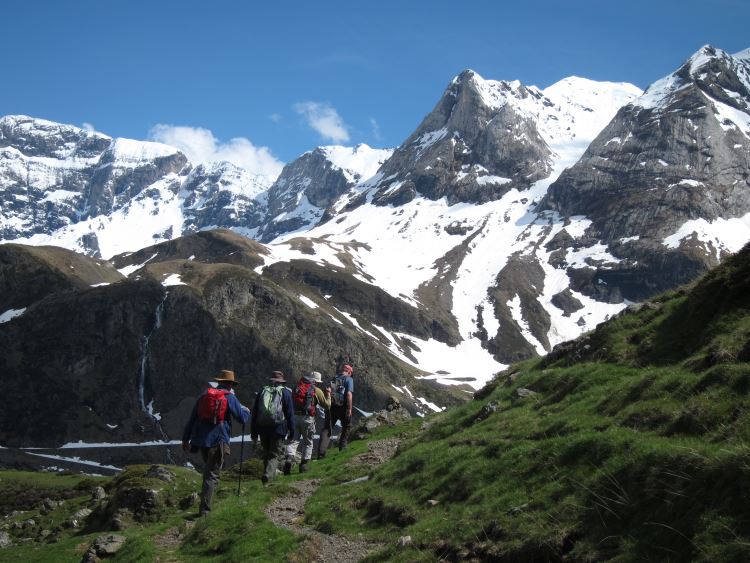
[301, 242, 750, 561]
[2, 243, 749, 561]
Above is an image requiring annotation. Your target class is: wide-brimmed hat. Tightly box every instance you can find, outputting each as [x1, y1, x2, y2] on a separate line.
[214, 370, 239, 386]
[305, 371, 323, 383]
[270, 370, 286, 384]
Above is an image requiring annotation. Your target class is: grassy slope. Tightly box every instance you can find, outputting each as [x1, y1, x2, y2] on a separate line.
[302, 245, 750, 562]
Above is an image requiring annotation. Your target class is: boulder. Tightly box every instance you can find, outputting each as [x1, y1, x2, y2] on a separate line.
[351, 398, 412, 440]
[0, 531, 12, 548]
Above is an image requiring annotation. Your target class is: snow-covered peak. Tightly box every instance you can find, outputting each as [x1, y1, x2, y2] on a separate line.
[186, 160, 272, 198]
[735, 47, 750, 61]
[460, 69, 538, 110]
[318, 144, 394, 184]
[0, 114, 111, 141]
[450, 71, 641, 151]
[635, 45, 750, 111]
[105, 137, 182, 164]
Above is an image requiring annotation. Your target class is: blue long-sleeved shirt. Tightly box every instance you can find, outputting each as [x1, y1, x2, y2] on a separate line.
[250, 385, 295, 439]
[182, 387, 250, 449]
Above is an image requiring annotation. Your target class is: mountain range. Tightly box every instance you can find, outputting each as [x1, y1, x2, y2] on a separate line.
[1, 44, 749, 455]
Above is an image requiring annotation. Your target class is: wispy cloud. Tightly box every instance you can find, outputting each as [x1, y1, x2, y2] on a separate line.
[293, 102, 350, 143]
[369, 117, 382, 141]
[268, 113, 282, 123]
[81, 122, 96, 133]
[149, 124, 284, 180]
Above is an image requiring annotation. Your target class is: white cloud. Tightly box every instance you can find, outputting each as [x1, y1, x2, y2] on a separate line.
[269, 113, 282, 123]
[149, 124, 284, 181]
[369, 117, 382, 141]
[81, 122, 96, 133]
[293, 102, 350, 143]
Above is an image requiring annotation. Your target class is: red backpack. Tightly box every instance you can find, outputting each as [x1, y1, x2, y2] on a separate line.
[293, 379, 316, 416]
[197, 388, 229, 424]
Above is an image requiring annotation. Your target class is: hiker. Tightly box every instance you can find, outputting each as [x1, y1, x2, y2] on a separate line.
[318, 363, 354, 457]
[250, 371, 295, 483]
[182, 370, 250, 516]
[284, 371, 331, 473]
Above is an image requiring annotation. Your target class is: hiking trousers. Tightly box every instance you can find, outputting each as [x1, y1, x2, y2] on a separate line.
[260, 433, 286, 482]
[318, 405, 351, 457]
[200, 443, 229, 514]
[285, 414, 316, 464]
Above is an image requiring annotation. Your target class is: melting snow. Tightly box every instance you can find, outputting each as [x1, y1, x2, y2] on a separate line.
[0, 308, 26, 323]
[162, 273, 185, 286]
[298, 295, 319, 309]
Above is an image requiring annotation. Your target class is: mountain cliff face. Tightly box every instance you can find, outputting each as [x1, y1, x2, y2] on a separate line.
[257, 144, 391, 242]
[540, 46, 750, 300]
[0, 231, 458, 449]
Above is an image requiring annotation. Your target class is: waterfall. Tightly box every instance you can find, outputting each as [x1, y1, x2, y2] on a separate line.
[136, 293, 174, 463]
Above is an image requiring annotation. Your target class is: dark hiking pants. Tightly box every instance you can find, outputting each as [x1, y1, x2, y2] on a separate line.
[200, 443, 229, 514]
[260, 433, 286, 482]
[318, 405, 351, 457]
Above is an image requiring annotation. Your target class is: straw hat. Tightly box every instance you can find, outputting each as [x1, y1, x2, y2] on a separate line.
[214, 370, 239, 386]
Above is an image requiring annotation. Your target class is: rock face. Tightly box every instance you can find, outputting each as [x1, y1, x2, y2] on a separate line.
[369, 70, 554, 206]
[540, 46, 750, 301]
[0, 231, 461, 449]
[256, 144, 391, 242]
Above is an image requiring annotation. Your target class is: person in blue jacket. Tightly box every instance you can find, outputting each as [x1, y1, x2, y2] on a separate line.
[251, 370, 295, 484]
[182, 370, 250, 515]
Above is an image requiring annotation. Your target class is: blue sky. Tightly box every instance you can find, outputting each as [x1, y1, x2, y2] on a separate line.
[2, 0, 748, 173]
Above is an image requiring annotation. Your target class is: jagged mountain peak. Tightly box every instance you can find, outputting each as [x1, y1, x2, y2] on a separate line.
[0, 114, 111, 141]
[635, 44, 750, 115]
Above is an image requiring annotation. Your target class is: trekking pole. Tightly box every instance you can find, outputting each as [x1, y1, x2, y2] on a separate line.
[237, 421, 245, 496]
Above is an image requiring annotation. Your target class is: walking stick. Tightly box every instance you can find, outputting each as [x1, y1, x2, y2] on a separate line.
[237, 421, 245, 496]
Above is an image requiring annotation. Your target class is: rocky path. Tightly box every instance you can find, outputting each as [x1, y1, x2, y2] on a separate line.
[264, 439, 400, 562]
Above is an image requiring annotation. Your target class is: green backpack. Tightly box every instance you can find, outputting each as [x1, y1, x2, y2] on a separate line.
[257, 385, 286, 426]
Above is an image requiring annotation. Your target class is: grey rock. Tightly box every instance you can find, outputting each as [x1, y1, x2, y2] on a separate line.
[0, 531, 12, 548]
[145, 465, 175, 483]
[370, 70, 553, 207]
[22, 519, 36, 529]
[73, 508, 93, 521]
[92, 533, 127, 556]
[540, 46, 750, 302]
[475, 400, 500, 423]
[515, 388, 538, 399]
[92, 486, 107, 502]
[397, 535, 413, 548]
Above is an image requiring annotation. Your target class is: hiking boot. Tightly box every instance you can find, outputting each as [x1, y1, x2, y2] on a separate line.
[261, 475, 269, 485]
[283, 460, 292, 475]
[317, 452, 326, 460]
[299, 461, 309, 473]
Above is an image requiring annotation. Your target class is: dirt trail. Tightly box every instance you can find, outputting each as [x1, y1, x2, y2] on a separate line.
[264, 439, 400, 562]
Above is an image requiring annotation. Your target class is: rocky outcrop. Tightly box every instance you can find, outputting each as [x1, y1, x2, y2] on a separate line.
[0, 237, 462, 450]
[369, 70, 554, 206]
[256, 144, 391, 242]
[540, 46, 750, 301]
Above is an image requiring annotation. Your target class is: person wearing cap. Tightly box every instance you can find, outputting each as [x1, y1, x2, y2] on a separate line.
[250, 371, 295, 483]
[285, 371, 331, 474]
[318, 363, 355, 457]
[182, 370, 250, 516]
